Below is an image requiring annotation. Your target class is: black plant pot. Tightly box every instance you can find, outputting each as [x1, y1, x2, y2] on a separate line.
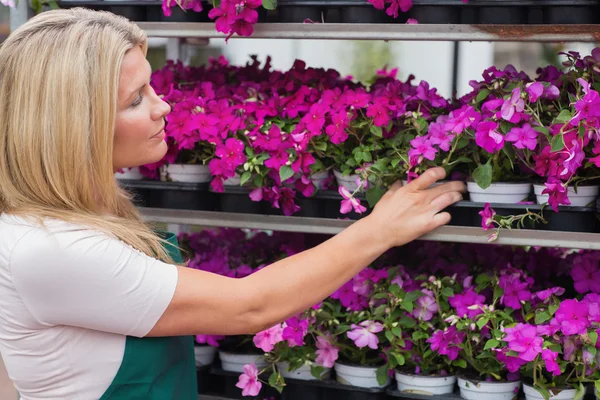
[409, 0, 461, 23]
[216, 186, 264, 215]
[106, 5, 147, 21]
[278, 6, 324, 22]
[340, 6, 392, 23]
[119, 180, 219, 211]
[146, 5, 208, 22]
[544, 2, 597, 24]
[263, 196, 325, 218]
[477, 0, 526, 24]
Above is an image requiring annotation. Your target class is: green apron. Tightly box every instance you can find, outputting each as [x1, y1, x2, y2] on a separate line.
[99, 232, 197, 400]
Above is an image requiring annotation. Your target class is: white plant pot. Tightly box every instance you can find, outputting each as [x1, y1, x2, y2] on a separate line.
[467, 182, 531, 204]
[523, 384, 577, 400]
[458, 378, 521, 400]
[534, 184, 599, 207]
[334, 363, 390, 389]
[334, 170, 364, 192]
[219, 351, 267, 373]
[311, 171, 330, 190]
[115, 167, 144, 180]
[277, 362, 331, 381]
[395, 372, 457, 395]
[194, 345, 217, 367]
[166, 164, 211, 183]
[224, 174, 241, 186]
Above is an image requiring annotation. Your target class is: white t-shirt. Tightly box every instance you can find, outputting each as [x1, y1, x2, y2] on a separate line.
[0, 214, 179, 400]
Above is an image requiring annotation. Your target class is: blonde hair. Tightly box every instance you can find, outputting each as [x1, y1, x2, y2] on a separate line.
[0, 8, 174, 263]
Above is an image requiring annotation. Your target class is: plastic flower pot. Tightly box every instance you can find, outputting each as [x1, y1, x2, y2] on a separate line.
[339, 5, 391, 23]
[166, 164, 212, 183]
[334, 170, 365, 193]
[544, 1, 597, 24]
[534, 184, 599, 207]
[311, 171, 330, 191]
[277, 5, 324, 22]
[334, 363, 390, 389]
[467, 182, 531, 204]
[457, 377, 521, 400]
[395, 371, 457, 395]
[523, 384, 577, 400]
[477, 0, 526, 24]
[216, 186, 265, 214]
[223, 174, 242, 187]
[118, 180, 218, 211]
[409, 1, 461, 23]
[115, 167, 144, 180]
[277, 361, 331, 381]
[194, 345, 217, 368]
[218, 351, 268, 373]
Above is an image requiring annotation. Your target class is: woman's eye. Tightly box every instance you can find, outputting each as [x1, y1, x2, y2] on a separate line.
[131, 94, 143, 107]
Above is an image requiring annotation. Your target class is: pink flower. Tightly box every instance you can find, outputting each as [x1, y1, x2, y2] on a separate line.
[409, 136, 437, 162]
[325, 111, 349, 144]
[347, 321, 384, 349]
[315, 336, 339, 368]
[406, 18, 419, 24]
[216, 138, 246, 166]
[526, 82, 544, 103]
[561, 138, 585, 178]
[553, 299, 590, 335]
[501, 88, 525, 121]
[479, 203, 496, 231]
[534, 287, 565, 301]
[542, 178, 571, 212]
[413, 289, 438, 321]
[367, 98, 391, 127]
[499, 271, 532, 310]
[443, 105, 481, 134]
[449, 288, 486, 319]
[542, 349, 561, 376]
[253, 324, 284, 352]
[504, 324, 542, 362]
[428, 116, 454, 151]
[236, 363, 262, 397]
[282, 317, 309, 347]
[496, 349, 527, 373]
[475, 121, 504, 154]
[505, 123, 538, 150]
[195, 334, 225, 347]
[339, 186, 367, 214]
[427, 326, 464, 361]
[571, 258, 600, 294]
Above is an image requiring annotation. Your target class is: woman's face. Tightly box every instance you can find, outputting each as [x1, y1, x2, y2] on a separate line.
[113, 47, 170, 171]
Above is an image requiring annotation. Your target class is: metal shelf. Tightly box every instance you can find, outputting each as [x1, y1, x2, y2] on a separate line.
[136, 22, 600, 42]
[139, 207, 600, 249]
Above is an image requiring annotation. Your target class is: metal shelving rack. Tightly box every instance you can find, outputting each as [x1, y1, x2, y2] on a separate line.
[10, 4, 600, 250]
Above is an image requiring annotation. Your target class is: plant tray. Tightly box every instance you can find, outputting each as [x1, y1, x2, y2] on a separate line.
[118, 179, 219, 211]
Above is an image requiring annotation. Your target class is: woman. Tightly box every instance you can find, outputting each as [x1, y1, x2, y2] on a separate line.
[0, 8, 464, 400]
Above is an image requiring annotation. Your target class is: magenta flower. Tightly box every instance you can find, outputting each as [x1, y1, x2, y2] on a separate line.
[347, 321, 384, 349]
[505, 123, 538, 150]
[499, 272, 532, 310]
[428, 116, 454, 151]
[427, 326, 464, 361]
[534, 287, 565, 301]
[196, 334, 225, 347]
[216, 138, 246, 166]
[526, 82, 544, 103]
[443, 105, 481, 134]
[303, 103, 328, 135]
[537, 324, 560, 337]
[542, 178, 571, 212]
[449, 288, 486, 319]
[325, 111, 349, 144]
[236, 363, 262, 397]
[315, 336, 339, 368]
[561, 138, 585, 178]
[542, 350, 561, 376]
[496, 349, 527, 373]
[282, 317, 309, 347]
[534, 146, 564, 178]
[339, 186, 367, 215]
[408, 136, 437, 162]
[504, 324, 542, 362]
[367, 98, 391, 127]
[413, 289, 438, 321]
[554, 299, 590, 335]
[253, 324, 284, 352]
[571, 259, 600, 294]
[501, 88, 525, 121]
[479, 203, 496, 231]
[475, 121, 504, 153]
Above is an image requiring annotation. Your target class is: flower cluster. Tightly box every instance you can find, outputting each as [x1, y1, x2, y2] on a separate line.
[181, 229, 600, 398]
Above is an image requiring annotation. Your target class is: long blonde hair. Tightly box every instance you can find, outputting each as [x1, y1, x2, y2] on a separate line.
[0, 8, 173, 262]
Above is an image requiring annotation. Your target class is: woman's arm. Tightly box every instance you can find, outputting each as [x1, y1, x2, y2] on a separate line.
[147, 168, 464, 337]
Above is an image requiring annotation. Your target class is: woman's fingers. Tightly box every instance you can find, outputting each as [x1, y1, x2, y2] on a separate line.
[429, 191, 463, 213]
[430, 212, 452, 229]
[424, 181, 466, 202]
[407, 167, 446, 191]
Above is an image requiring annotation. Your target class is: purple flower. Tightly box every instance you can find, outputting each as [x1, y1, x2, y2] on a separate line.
[449, 288, 486, 319]
[196, 334, 225, 347]
[215, 138, 246, 166]
[499, 272, 532, 310]
[553, 299, 590, 335]
[504, 323, 542, 362]
[282, 317, 309, 347]
[428, 116, 454, 151]
[571, 258, 600, 294]
[427, 326, 464, 361]
[347, 321, 384, 350]
[409, 136, 437, 162]
[496, 349, 527, 373]
[443, 105, 481, 134]
[542, 178, 571, 212]
[542, 350, 561, 376]
[534, 287, 565, 301]
[526, 82, 544, 103]
[505, 123, 538, 151]
[413, 289, 438, 321]
[501, 88, 525, 121]
[479, 203, 496, 231]
[475, 121, 504, 153]
[561, 138, 585, 178]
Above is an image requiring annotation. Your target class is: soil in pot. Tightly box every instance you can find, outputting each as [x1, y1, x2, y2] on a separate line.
[395, 371, 457, 395]
[458, 376, 521, 400]
[467, 182, 531, 204]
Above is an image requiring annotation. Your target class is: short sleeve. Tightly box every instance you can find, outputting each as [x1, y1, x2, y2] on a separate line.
[9, 225, 178, 338]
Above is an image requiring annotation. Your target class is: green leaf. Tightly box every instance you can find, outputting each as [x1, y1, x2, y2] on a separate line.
[555, 109, 573, 124]
[370, 125, 383, 138]
[535, 385, 551, 400]
[268, 371, 285, 393]
[376, 365, 389, 386]
[590, 331, 598, 347]
[314, 142, 327, 152]
[401, 301, 414, 313]
[484, 339, 499, 350]
[261, 0, 277, 9]
[311, 365, 326, 380]
[574, 383, 586, 400]
[394, 353, 406, 366]
[240, 171, 252, 186]
[476, 89, 490, 103]
[412, 331, 427, 341]
[385, 331, 394, 343]
[363, 151, 373, 162]
[279, 165, 294, 182]
[500, 121, 512, 134]
[441, 287, 454, 298]
[405, 291, 424, 303]
[533, 126, 549, 136]
[494, 286, 504, 302]
[595, 380, 600, 395]
[392, 327, 403, 338]
[535, 311, 551, 325]
[476, 274, 491, 285]
[472, 161, 493, 190]
[477, 317, 490, 330]
[550, 133, 565, 153]
[399, 316, 416, 329]
[549, 304, 559, 316]
[453, 359, 467, 369]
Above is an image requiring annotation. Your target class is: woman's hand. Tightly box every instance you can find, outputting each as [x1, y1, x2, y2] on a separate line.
[367, 167, 465, 249]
